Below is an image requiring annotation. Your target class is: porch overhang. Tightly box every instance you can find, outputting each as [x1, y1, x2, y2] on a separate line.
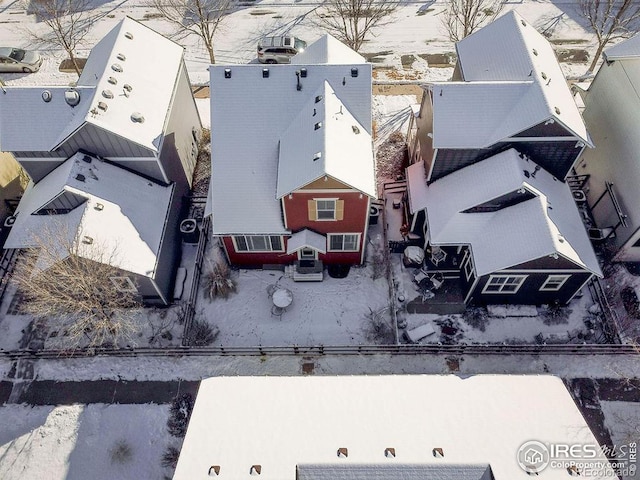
[286, 229, 326, 255]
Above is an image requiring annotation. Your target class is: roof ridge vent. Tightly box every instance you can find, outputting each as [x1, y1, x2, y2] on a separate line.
[64, 89, 81, 107]
[131, 112, 145, 123]
[111, 63, 123, 73]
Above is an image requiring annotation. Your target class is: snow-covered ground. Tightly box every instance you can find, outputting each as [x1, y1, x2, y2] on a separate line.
[0, 403, 175, 480]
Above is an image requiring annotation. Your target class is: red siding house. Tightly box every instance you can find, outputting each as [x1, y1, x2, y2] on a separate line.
[208, 36, 376, 279]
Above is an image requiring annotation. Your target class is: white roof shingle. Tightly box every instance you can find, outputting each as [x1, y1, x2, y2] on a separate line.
[408, 149, 601, 276]
[431, 10, 591, 148]
[209, 36, 372, 235]
[5, 152, 173, 278]
[0, 17, 185, 154]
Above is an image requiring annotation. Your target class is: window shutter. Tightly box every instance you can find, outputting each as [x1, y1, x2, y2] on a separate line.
[336, 200, 344, 221]
[308, 200, 317, 221]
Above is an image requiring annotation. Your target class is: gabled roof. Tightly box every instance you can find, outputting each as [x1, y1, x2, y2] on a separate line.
[286, 229, 326, 254]
[0, 17, 185, 154]
[292, 34, 366, 65]
[431, 10, 591, 148]
[276, 81, 375, 198]
[4, 152, 173, 277]
[407, 148, 601, 276]
[604, 33, 640, 61]
[208, 37, 372, 235]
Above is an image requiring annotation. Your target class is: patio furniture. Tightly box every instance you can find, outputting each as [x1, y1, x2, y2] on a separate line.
[266, 283, 278, 298]
[430, 246, 447, 266]
[429, 271, 445, 291]
[271, 288, 293, 318]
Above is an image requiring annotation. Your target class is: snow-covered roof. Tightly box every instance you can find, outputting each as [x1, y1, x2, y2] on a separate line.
[4, 152, 173, 277]
[604, 34, 640, 61]
[432, 11, 591, 148]
[407, 149, 601, 276]
[0, 86, 95, 152]
[0, 17, 184, 154]
[297, 464, 493, 480]
[208, 38, 371, 235]
[286, 228, 327, 254]
[292, 34, 366, 65]
[276, 81, 375, 199]
[173, 375, 610, 480]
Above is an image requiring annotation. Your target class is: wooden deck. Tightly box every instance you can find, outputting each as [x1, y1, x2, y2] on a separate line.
[406, 277, 466, 314]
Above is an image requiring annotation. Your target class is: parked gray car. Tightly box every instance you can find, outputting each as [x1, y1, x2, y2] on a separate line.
[0, 47, 42, 73]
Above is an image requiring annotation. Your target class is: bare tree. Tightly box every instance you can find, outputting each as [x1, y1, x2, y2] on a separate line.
[315, 0, 400, 53]
[580, 0, 640, 73]
[25, 0, 92, 77]
[148, 0, 233, 64]
[441, 0, 503, 42]
[11, 222, 142, 349]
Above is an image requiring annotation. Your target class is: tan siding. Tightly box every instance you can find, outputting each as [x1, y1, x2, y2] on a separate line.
[301, 176, 350, 190]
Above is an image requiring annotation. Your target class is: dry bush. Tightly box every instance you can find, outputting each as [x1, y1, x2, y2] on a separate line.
[184, 318, 219, 346]
[110, 439, 133, 464]
[11, 222, 142, 348]
[162, 445, 180, 468]
[203, 261, 236, 300]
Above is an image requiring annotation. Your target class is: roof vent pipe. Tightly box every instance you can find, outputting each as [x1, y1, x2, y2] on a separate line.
[64, 89, 81, 107]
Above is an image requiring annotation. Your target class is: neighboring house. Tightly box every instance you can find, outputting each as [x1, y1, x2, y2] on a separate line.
[576, 35, 640, 261]
[0, 17, 202, 305]
[402, 11, 601, 307]
[173, 375, 613, 480]
[208, 35, 376, 279]
[0, 152, 25, 230]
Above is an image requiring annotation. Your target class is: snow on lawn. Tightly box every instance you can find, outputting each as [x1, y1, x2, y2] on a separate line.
[197, 233, 390, 347]
[0, 403, 175, 480]
[600, 401, 640, 480]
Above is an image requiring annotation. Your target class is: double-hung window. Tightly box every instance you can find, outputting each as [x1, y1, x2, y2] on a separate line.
[308, 199, 344, 221]
[233, 235, 283, 252]
[540, 275, 570, 291]
[482, 275, 527, 294]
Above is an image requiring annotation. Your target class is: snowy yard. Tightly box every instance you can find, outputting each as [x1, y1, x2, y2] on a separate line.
[0, 404, 176, 480]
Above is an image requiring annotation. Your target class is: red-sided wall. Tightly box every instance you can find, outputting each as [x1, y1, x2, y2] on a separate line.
[222, 237, 297, 266]
[284, 191, 368, 264]
[222, 191, 370, 266]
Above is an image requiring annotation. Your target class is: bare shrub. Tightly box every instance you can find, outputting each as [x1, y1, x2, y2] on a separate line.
[162, 445, 180, 468]
[541, 302, 572, 325]
[167, 393, 194, 437]
[462, 306, 489, 332]
[184, 318, 218, 346]
[110, 439, 134, 464]
[203, 261, 236, 300]
[441, 0, 503, 42]
[364, 306, 395, 344]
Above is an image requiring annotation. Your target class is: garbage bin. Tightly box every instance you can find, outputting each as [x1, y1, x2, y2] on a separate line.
[369, 205, 381, 225]
[180, 219, 200, 244]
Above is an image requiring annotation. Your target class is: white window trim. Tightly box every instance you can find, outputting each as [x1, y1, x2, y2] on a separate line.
[540, 274, 570, 291]
[314, 198, 337, 221]
[327, 233, 361, 252]
[297, 247, 318, 260]
[461, 249, 474, 282]
[482, 274, 527, 294]
[231, 235, 284, 253]
[110, 276, 137, 293]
